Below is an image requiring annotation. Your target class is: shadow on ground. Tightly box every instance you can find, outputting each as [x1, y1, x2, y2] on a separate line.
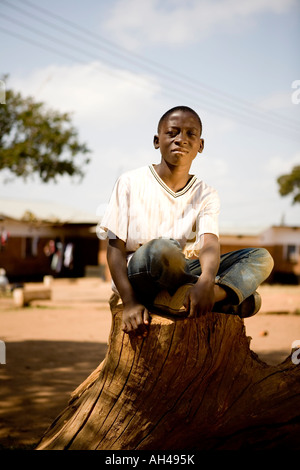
[0, 340, 107, 449]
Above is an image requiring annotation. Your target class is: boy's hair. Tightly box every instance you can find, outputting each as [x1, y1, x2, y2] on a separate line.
[157, 106, 202, 134]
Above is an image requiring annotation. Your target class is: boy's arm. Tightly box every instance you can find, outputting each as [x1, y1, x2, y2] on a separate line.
[184, 233, 220, 317]
[107, 237, 150, 337]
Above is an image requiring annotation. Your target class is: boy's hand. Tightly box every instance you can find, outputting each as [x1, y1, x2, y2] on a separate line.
[122, 301, 150, 338]
[184, 277, 215, 317]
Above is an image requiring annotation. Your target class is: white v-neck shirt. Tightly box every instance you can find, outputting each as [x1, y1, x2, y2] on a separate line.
[98, 165, 220, 259]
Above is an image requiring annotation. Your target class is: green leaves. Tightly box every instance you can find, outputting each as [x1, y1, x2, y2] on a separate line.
[0, 79, 90, 183]
[277, 165, 300, 204]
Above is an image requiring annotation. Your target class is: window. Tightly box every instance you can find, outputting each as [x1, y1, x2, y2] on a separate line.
[284, 245, 299, 263]
[23, 237, 39, 258]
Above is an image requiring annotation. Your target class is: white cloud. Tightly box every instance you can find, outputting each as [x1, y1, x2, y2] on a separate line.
[9, 61, 161, 125]
[266, 153, 300, 177]
[102, 0, 296, 49]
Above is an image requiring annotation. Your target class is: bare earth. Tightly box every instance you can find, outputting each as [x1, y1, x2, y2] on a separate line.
[0, 278, 299, 449]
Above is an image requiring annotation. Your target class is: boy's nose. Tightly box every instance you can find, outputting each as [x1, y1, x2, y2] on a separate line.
[175, 132, 187, 144]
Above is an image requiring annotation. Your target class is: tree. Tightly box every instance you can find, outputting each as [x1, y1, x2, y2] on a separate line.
[277, 165, 300, 204]
[36, 296, 300, 451]
[0, 78, 90, 183]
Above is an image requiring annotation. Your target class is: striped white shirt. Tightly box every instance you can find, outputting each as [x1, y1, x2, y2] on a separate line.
[98, 165, 220, 259]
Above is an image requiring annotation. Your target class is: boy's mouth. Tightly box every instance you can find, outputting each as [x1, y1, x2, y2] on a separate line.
[171, 147, 188, 154]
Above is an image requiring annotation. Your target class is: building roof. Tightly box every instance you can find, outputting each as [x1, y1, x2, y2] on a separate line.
[219, 225, 267, 236]
[0, 198, 99, 224]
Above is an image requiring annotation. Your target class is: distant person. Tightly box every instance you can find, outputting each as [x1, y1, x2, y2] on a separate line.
[0, 268, 9, 294]
[98, 106, 274, 337]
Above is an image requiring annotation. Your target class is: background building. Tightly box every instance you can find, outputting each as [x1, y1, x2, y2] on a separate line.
[0, 199, 104, 282]
[220, 225, 300, 284]
[1, 198, 299, 285]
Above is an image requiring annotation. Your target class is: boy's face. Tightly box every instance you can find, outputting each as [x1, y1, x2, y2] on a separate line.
[153, 110, 204, 169]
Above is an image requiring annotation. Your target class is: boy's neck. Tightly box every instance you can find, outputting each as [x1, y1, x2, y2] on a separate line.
[153, 161, 193, 193]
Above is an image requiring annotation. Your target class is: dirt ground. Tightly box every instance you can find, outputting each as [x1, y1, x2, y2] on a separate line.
[0, 278, 299, 450]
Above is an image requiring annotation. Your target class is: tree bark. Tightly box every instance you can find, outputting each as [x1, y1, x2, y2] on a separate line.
[36, 295, 300, 450]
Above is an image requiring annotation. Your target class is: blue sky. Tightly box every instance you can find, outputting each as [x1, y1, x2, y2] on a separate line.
[0, 0, 300, 231]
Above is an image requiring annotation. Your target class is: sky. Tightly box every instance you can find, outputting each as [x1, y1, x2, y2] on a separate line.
[0, 0, 300, 232]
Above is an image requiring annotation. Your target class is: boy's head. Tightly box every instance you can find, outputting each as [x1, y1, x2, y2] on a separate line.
[157, 106, 202, 135]
[154, 106, 204, 168]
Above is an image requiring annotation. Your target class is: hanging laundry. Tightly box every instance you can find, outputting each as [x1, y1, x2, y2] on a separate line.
[1, 230, 9, 247]
[64, 243, 74, 269]
[51, 240, 63, 273]
[32, 236, 39, 256]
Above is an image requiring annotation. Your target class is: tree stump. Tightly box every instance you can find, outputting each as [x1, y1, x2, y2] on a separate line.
[36, 295, 300, 450]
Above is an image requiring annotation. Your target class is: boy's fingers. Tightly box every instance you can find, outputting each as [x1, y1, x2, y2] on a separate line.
[143, 308, 150, 324]
[123, 315, 138, 333]
[188, 303, 196, 318]
[123, 311, 149, 337]
[183, 292, 190, 312]
[133, 309, 150, 338]
[142, 309, 150, 337]
[187, 297, 201, 318]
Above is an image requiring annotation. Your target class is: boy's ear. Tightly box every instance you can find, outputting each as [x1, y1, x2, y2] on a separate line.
[153, 135, 160, 149]
[198, 138, 204, 153]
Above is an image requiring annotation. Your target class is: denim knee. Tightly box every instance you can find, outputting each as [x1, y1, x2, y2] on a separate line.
[254, 247, 274, 280]
[216, 246, 274, 304]
[149, 238, 183, 261]
[127, 238, 182, 277]
[127, 238, 196, 294]
[149, 238, 182, 255]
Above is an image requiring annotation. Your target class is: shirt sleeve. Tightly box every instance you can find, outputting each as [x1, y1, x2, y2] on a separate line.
[197, 189, 220, 238]
[96, 174, 130, 242]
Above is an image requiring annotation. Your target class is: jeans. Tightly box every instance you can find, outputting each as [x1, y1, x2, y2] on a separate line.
[127, 238, 274, 306]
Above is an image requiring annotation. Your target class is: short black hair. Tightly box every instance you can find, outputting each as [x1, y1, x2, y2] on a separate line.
[157, 106, 202, 134]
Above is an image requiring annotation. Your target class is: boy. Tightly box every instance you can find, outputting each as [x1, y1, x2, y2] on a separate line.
[98, 106, 274, 338]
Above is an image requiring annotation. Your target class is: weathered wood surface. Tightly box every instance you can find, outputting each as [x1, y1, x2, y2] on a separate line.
[36, 297, 300, 450]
